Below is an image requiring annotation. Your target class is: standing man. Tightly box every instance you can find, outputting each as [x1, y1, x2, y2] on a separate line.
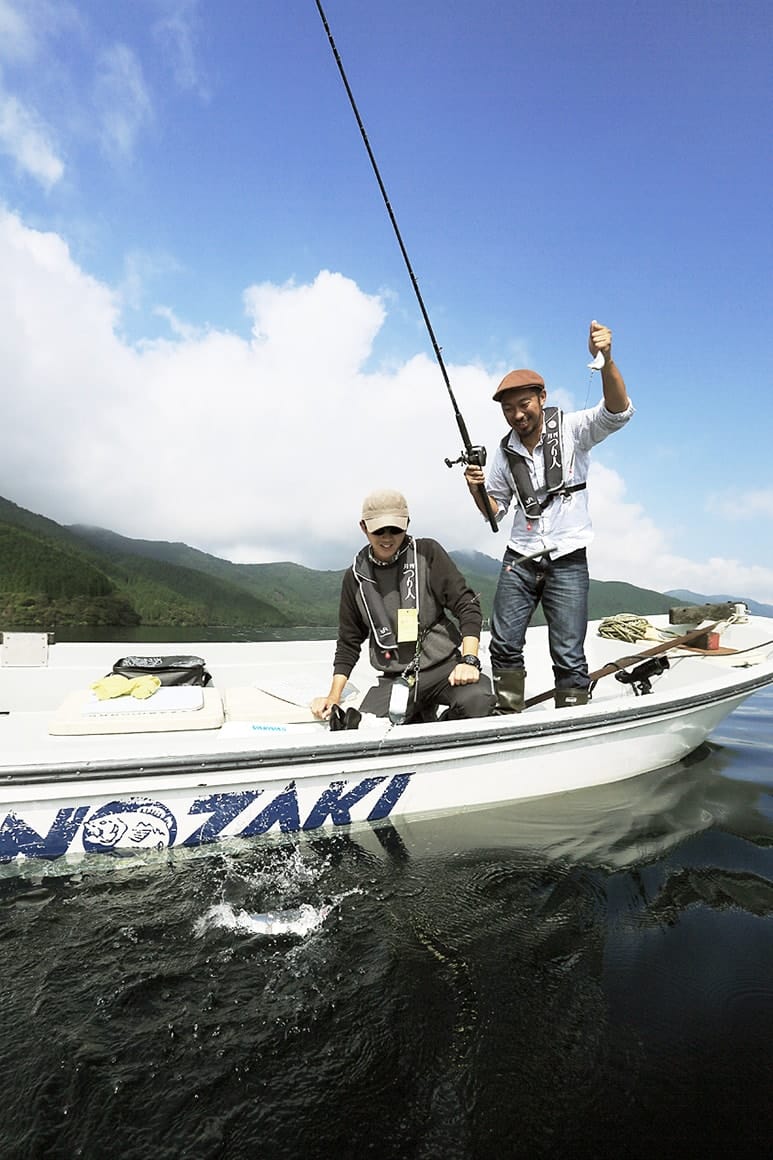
[464, 321, 634, 712]
[312, 489, 494, 725]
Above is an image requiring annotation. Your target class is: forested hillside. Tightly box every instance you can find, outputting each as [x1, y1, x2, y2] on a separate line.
[0, 493, 737, 630]
[70, 526, 347, 624]
[0, 523, 140, 627]
[0, 497, 296, 628]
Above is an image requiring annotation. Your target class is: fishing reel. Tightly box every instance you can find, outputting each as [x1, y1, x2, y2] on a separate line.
[444, 444, 487, 470]
[615, 656, 670, 696]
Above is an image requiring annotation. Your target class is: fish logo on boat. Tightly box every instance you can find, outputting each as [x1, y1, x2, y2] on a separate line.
[82, 799, 177, 854]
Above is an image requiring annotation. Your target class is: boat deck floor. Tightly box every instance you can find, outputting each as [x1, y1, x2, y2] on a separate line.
[0, 622, 767, 775]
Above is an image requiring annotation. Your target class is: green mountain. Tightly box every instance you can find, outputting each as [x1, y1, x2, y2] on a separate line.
[0, 496, 292, 629]
[69, 525, 345, 625]
[0, 492, 734, 630]
[450, 551, 679, 627]
[67, 526, 292, 627]
[0, 520, 140, 628]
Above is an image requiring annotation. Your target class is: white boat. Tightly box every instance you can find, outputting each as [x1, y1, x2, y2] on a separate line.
[1, 604, 772, 870]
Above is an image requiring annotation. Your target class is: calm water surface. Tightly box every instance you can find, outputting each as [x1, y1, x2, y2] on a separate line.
[1, 655, 771, 1158]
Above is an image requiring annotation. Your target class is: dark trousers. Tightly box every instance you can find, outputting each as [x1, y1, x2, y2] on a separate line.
[490, 547, 590, 690]
[360, 655, 495, 722]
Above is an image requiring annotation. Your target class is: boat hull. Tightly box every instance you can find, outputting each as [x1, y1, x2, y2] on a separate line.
[0, 680, 764, 868]
[2, 614, 772, 869]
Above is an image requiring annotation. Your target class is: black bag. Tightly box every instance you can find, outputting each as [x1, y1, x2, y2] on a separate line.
[111, 655, 212, 687]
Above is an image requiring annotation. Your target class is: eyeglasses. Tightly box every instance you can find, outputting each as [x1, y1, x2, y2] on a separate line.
[371, 526, 404, 537]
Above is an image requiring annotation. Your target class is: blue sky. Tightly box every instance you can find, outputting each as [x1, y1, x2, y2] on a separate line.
[1, 0, 771, 600]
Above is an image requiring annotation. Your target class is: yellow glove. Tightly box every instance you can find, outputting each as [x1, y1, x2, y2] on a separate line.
[91, 674, 135, 700]
[127, 675, 162, 699]
[91, 674, 162, 700]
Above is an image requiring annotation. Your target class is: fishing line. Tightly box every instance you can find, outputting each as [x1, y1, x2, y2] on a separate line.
[584, 346, 605, 408]
[314, 0, 498, 532]
[583, 369, 594, 410]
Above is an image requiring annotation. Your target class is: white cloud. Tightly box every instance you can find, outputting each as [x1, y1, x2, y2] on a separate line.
[587, 463, 773, 602]
[0, 0, 37, 63]
[151, 0, 209, 99]
[0, 0, 78, 63]
[0, 89, 64, 187]
[153, 303, 199, 341]
[706, 489, 773, 521]
[0, 206, 771, 604]
[93, 43, 153, 159]
[118, 248, 181, 314]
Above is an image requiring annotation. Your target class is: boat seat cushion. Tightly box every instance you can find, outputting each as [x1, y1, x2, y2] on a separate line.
[223, 678, 361, 724]
[49, 686, 225, 735]
[224, 687, 317, 723]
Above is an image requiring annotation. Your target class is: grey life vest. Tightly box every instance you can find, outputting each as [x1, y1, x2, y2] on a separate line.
[501, 406, 586, 520]
[352, 538, 419, 661]
[351, 538, 459, 674]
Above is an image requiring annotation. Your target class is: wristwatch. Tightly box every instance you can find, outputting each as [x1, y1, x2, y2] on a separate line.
[460, 654, 482, 670]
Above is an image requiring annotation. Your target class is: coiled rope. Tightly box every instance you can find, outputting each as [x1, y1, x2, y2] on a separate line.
[597, 613, 666, 643]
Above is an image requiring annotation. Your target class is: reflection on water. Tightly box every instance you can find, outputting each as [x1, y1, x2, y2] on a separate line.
[0, 690, 771, 1157]
[372, 733, 771, 872]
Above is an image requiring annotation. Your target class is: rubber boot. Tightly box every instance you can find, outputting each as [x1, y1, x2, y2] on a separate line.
[554, 687, 589, 709]
[492, 669, 526, 715]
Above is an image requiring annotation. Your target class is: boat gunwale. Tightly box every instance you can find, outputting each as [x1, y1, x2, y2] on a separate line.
[2, 662, 772, 789]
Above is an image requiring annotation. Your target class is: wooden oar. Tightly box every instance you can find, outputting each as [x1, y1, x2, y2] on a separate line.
[523, 621, 722, 708]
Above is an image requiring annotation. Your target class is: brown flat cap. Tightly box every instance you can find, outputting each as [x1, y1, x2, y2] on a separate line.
[492, 369, 545, 401]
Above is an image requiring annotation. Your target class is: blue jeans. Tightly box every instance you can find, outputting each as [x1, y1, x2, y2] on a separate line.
[490, 548, 590, 689]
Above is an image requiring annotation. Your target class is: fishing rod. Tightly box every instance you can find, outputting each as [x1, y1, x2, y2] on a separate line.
[314, 0, 498, 533]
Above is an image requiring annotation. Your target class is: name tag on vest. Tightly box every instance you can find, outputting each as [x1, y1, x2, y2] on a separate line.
[397, 607, 419, 642]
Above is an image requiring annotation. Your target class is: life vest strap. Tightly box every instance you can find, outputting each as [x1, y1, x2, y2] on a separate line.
[537, 481, 586, 512]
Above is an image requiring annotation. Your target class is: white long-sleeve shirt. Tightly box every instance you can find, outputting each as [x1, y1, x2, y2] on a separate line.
[486, 399, 635, 560]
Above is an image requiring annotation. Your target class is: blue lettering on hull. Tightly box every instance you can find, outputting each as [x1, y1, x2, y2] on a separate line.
[0, 771, 414, 863]
[182, 790, 263, 847]
[239, 783, 302, 837]
[367, 774, 413, 821]
[0, 806, 91, 862]
[303, 777, 386, 830]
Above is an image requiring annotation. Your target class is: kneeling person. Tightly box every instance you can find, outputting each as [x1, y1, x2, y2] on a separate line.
[311, 489, 495, 725]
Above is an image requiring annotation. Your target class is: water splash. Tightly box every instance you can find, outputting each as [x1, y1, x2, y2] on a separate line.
[194, 888, 361, 940]
[196, 900, 331, 938]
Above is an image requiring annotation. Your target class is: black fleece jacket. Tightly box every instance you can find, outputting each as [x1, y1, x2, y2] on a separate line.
[332, 537, 482, 678]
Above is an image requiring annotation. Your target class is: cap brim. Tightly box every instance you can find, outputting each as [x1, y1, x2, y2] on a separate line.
[363, 514, 409, 532]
